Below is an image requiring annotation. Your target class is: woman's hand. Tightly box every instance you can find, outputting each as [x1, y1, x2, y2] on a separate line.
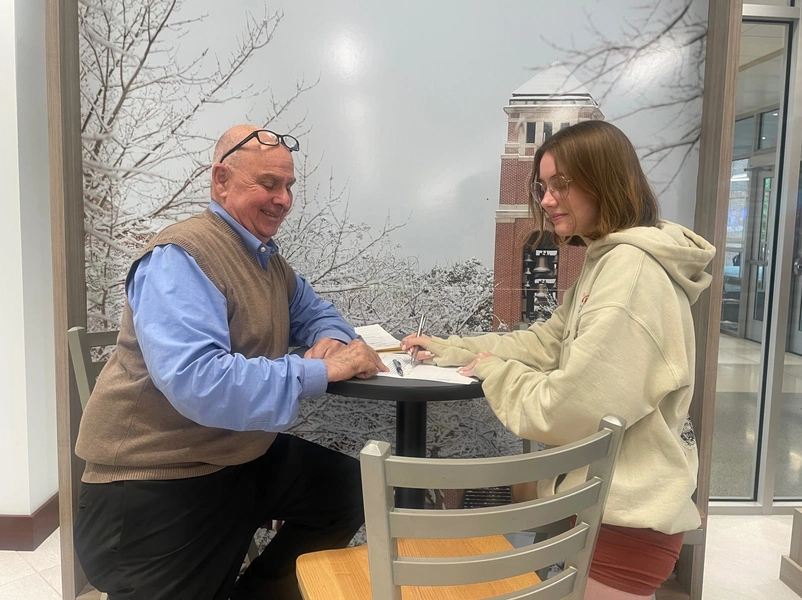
[401, 334, 434, 361]
[456, 351, 495, 377]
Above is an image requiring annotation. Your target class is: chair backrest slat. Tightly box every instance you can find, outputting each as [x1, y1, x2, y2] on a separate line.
[393, 523, 589, 586]
[389, 479, 601, 539]
[384, 430, 610, 490]
[67, 326, 119, 410]
[495, 569, 578, 600]
[360, 414, 626, 600]
[87, 330, 120, 347]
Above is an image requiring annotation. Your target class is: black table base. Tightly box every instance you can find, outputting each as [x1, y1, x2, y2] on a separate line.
[395, 401, 428, 508]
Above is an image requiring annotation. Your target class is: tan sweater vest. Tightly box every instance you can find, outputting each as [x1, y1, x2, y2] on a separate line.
[76, 210, 297, 483]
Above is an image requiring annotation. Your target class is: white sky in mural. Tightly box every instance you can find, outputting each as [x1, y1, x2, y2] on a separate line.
[183, 0, 705, 268]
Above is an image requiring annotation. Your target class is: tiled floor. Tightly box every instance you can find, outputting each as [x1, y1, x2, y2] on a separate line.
[0, 528, 62, 599]
[0, 515, 798, 599]
[716, 334, 802, 394]
[703, 514, 798, 600]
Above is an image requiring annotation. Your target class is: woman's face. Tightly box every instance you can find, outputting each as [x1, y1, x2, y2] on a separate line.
[537, 152, 599, 243]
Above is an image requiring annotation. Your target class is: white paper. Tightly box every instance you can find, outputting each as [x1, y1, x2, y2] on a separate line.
[375, 353, 476, 385]
[354, 324, 402, 352]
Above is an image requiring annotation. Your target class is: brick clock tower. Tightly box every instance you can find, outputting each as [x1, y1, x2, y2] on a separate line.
[493, 63, 604, 330]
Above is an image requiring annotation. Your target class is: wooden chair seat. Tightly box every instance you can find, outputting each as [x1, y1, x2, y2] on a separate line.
[296, 535, 541, 600]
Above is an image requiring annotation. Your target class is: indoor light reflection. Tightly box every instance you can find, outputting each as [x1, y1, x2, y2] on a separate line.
[329, 29, 366, 81]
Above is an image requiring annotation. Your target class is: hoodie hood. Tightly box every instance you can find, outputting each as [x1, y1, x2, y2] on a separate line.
[586, 221, 716, 305]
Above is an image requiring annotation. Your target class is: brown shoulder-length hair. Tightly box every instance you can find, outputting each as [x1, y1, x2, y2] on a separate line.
[529, 120, 660, 246]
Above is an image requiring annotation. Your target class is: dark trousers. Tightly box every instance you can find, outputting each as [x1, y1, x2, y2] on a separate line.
[74, 434, 364, 600]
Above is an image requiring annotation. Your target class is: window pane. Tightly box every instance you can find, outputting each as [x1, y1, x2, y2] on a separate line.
[733, 117, 754, 156]
[525, 122, 536, 144]
[758, 110, 779, 149]
[543, 122, 552, 141]
[721, 159, 749, 337]
[739, 24, 785, 113]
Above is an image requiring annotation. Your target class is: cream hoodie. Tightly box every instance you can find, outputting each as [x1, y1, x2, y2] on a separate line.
[427, 221, 715, 535]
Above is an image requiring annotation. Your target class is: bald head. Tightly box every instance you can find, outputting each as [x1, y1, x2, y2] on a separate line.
[213, 124, 261, 166]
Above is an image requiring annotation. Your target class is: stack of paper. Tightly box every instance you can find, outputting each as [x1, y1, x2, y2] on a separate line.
[354, 324, 402, 352]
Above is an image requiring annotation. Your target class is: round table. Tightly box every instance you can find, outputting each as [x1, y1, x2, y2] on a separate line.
[327, 376, 485, 508]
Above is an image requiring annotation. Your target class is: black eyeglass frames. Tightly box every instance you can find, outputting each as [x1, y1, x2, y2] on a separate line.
[218, 129, 300, 164]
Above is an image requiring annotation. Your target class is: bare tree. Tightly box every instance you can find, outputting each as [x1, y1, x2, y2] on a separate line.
[278, 150, 497, 336]
[277, 148, 409, 295]
[79, 0, 313, 327]
[544, 0, 706, 190]
[322, 255, 496, 336]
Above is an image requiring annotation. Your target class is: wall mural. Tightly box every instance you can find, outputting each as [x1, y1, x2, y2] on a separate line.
[78, 0, 709, 504]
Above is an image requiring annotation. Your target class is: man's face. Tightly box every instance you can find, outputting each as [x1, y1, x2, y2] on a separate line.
[216, 144, 295, 243]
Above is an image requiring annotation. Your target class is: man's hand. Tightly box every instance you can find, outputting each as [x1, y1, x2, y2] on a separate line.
[324, 339, 389, 382]
[304, 338, 347, 359]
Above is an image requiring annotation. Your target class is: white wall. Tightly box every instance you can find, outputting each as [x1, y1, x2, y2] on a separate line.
[0, 0, 57, 516]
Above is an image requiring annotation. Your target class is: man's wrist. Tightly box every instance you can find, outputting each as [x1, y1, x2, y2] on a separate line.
[317, 332, 352, 345]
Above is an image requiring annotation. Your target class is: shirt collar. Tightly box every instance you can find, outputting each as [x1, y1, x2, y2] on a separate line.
[209, 200, 279, 264]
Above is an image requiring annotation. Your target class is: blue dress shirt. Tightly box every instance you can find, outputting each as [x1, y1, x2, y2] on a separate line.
[127, 201, 357, 432]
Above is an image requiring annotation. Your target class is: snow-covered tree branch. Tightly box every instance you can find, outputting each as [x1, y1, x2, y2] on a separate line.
[542, 0, 706, 191]
[79, 0, 312, 326]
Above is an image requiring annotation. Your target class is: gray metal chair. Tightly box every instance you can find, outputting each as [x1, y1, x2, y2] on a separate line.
[296, 414, 625, 600]
[67, 326, 118, 600]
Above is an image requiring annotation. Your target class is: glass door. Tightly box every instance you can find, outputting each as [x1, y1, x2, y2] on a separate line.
[745, 169, 774, 342]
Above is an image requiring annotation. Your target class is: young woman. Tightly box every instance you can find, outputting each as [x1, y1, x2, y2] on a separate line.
[401, 120, 715, 600]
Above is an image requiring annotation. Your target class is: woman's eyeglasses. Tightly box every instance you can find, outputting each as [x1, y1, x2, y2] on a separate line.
[532, 175, 572, 204]
[218, 129, 300, 164]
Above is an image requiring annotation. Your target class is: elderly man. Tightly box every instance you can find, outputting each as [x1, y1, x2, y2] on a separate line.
[73, 125, 386, 600]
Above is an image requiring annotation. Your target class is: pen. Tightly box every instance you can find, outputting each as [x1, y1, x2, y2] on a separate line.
[411, 314, 426, 362]
[392, 359, 405, 377]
